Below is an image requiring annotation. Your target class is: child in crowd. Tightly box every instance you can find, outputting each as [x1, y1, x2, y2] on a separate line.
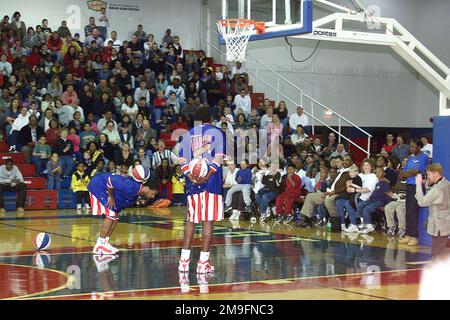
[69, 111, 83, 133]
[248, 108, 261, 128]
[135, 147, 151, 169]
[83, 150, 96, 176]
[68, 126, 81, 161]
[90, 159, 106, 177]
[223, 106, 235, 124]
[41, 93, 55, 113]
[71, 162, 91, 214]
[166, 92, 180, 114]
[47, 152, 62, 190]
[224, 159, 252, 219]
[29, 101, 40, 118]
[153, 90, 166, 123]
[171, 165, 186, 206]
[274, 163, 303, 224]
[80, 122, 98, 151]
[156, 158, 173, 201]
[107, 160, 120, 175]
[32, 136, 51, 176]
[120, 164, 129, 177]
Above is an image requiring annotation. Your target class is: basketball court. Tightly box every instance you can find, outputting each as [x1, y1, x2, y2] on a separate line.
[0, 208, 427, 300]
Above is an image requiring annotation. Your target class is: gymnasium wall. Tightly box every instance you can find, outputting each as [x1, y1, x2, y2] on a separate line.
[204, 0, 450, 128]
[1, 0, 203, 50]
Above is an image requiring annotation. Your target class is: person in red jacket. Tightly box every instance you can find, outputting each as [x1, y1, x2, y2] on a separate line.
[67, 59, 85, 84]
[27, 46, 42, 68]
[275, 163, 303, 224]
[47, 32, 63, 57]
[63, 46, 78, 67]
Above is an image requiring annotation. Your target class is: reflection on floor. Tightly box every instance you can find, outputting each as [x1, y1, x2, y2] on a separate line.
[0, 208, 431, 300]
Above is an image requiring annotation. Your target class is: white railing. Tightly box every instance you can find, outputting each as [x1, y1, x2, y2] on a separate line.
[200, 25, 372, 157]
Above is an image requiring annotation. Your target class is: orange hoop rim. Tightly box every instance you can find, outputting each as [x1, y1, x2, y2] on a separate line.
[217, 19, 265, 34]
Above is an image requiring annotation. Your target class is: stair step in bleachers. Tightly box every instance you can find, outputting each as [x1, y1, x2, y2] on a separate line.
[0, 152, 26, 165]
[0, 142, 8, 152]
[16, 164, 36, 177]
[3, 190, 57, 211]
[57, 190, 77, 209]
[23, 177, 47, 190]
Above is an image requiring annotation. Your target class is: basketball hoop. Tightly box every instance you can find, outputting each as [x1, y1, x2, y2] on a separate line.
[217, 19, 265, 62]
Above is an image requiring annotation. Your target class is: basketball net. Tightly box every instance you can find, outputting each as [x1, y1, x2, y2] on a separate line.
[217, 19, 256, 62]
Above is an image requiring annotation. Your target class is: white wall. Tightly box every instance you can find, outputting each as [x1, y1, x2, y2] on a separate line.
[2, 0, 203, 49]
[204, 0, 449, 128]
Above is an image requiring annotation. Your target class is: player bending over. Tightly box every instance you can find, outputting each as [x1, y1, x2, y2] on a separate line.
[177, 106, 226, 274]
[88, 164, 158, 255]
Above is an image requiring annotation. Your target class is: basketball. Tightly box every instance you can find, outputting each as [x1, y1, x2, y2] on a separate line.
[32, 251, 51, 268]
[33, 233, 51, 251]
[131, 164, 151, 183]
[189, 158, 209, 178]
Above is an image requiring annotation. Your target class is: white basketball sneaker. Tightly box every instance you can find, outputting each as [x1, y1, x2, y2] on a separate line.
[196, 260, 214, 274]
[93, 239, 117, 255]
[178, 258, 190, 272]
[93, 254, 118, 272]
[105, 241, 119, 254]
[344, 224, 360, 233]
[197, 273, 214, 294]
[179, 272, 190, 293]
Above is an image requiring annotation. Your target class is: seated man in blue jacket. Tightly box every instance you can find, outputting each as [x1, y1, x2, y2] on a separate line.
[224, 159, 252, 213]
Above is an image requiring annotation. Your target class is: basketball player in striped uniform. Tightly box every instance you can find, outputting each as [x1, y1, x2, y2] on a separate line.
[88, 165, 159, 255]
[177, 106, 226, 274]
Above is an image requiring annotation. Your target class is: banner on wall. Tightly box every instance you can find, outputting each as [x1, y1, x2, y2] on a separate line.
[86, 0, 140, 13]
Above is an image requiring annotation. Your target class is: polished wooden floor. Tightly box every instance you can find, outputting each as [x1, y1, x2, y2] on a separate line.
[0, 207, 431, 300]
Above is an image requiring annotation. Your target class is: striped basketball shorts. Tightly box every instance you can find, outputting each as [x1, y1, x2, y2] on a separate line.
[187, 191, 224, 224]
[89, 193, 119, 221]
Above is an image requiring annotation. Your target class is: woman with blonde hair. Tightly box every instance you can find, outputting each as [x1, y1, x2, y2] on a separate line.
[344, 159, 378, 233]
[47, 75, 62, 99]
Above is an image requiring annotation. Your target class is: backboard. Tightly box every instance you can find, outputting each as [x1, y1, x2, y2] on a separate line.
[219, 0, 313, 44]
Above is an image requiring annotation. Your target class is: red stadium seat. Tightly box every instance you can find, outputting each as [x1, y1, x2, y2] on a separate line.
[0, 141, 8, 152]
[23, 177, 47, 190]
[16, 164, 36, 177]
[0, 152, 26, 165]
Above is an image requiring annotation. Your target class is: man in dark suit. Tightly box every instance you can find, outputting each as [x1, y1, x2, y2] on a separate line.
[19, 114, 44, 164]
[134, 119, 156, 149]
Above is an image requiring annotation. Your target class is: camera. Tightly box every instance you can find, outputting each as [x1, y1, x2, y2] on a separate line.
[421, 172, 427, 180]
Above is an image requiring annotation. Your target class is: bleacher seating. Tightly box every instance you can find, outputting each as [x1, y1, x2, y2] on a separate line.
[1, 51, 276, 212]
[0, 141, 8, 152]
[0, 139, 70, 211]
